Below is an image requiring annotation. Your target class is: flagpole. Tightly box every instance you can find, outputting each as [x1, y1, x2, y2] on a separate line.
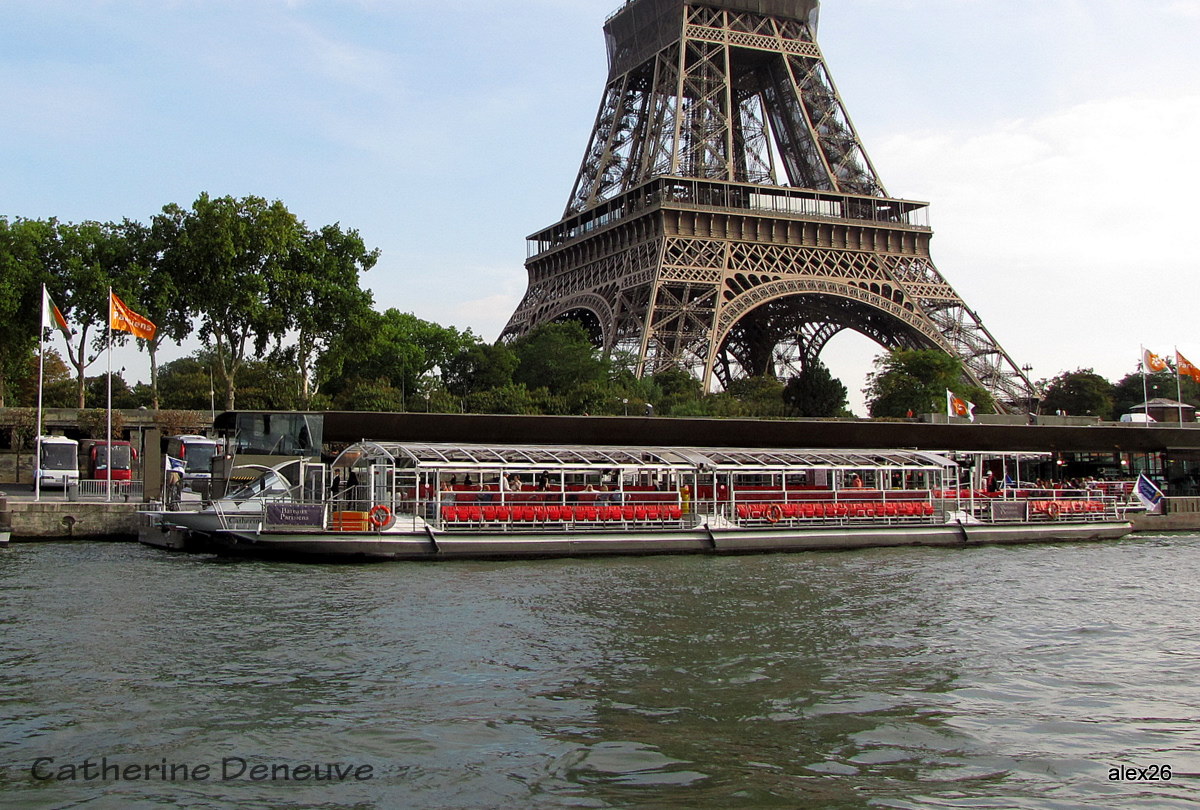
[35, 284, 47, 503]
[1140, 347, 1150, 428]
[106, 287, 113, 503]
[1175, 347, 1185, 424]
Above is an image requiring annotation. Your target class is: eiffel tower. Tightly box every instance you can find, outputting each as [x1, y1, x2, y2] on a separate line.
[501, 0, 1037, 408]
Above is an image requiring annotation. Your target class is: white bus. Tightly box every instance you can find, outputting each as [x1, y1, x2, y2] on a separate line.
[36, 436, 80, 489]
[165, 434, 221, 489]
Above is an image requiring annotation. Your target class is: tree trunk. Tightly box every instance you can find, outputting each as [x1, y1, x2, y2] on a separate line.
[148, 339, 160, 410]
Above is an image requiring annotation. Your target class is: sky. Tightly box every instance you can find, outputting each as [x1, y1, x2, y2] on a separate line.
[4, 0, 1199, 414]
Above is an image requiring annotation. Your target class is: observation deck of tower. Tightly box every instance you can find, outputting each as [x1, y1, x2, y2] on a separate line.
[501, 0, 1038, 409]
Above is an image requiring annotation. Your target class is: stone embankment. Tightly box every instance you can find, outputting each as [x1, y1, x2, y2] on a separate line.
[0, 496, 143, 540]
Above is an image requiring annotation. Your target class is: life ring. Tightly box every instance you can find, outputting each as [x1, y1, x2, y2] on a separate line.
[1045, 501, 1061, 519]
[766, 504, 783, 524]
[368, 504, 393, 529]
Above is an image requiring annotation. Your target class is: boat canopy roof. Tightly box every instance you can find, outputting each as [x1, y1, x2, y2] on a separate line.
[332, 442, 956, 473]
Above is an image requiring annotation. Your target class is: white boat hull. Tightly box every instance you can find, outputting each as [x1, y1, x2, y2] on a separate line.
[211, 519, 1134, 562]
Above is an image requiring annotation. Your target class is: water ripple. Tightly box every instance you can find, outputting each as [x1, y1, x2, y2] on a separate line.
[2, 537, 1199, 808]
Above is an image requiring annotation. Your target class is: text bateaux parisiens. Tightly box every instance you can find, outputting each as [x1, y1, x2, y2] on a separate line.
[31, 756, 374, 782]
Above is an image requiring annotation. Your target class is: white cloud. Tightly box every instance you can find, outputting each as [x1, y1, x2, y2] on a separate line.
[874, 92, 1200, 384]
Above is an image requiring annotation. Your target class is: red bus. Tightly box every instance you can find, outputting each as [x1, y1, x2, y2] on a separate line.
[87, 440, 137, 481]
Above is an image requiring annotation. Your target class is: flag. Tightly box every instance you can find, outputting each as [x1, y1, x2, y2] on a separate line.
[946, 389, 975, 421]
[1177, 351, 1200, 383]
[1143, 348, 1168, 373]
[109, 291, 157, 341]
[1135, 473, 1164, 513]
[165, 455, 186, 474]
[42, 288, 70, 339]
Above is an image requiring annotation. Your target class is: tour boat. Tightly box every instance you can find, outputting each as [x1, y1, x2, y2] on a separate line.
[176, 441, 1134, 562]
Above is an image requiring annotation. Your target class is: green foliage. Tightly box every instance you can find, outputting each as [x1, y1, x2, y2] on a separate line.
[84, 373, 141, 410]
[463, 384, 540, 415]
[510, 321, 607, 396]
[156, 354, 218, 410]
[323, 309, 474, 410]
[164, 193, 302, 409]
[1041, 368, 1115, 418]
[651, 368, 703, 415]
[1112, 370, 1198, 416]
[443, 341, 518, 397]
[782, 360, 849, 417]
[724, 376, 789, 418]
[865, 349, 967, 418]
[0, 217, 54, 408]
[55, 219, 138, 408]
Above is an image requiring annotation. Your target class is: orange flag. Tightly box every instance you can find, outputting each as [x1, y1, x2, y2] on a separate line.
[946, 389, 975, 421]
[1178, 351, 1200, 383]
[110, 291, 157, 341]
[1143, 348, 1168, 373]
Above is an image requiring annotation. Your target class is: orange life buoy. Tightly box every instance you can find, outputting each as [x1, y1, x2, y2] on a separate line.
[368, 504, 393, 528]
[1045, 501, 1061, 519]
[766, 504, 783, 524]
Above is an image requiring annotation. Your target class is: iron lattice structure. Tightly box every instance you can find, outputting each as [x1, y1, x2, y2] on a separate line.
[501, 0, 1037, 408]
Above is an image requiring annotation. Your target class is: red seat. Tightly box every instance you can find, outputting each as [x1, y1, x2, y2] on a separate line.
[622, 505, 635, 521]
[546, 505, 561, 521]
[736, 504, 750, 519]
[467, 506, 482, 522]
[634, 506, 647, 521]
[667, 505, 682, 520]
[442, 506, 457, 522]
[645, 506, 659, 520]
[533, 505, 547, 521]
[482, 506, 497, 521]
[495, 506, 510, 522]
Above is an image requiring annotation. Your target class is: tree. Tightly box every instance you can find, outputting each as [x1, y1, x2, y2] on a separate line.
[783, 360, 849, 417]
[278, 223, 377, 407]
[510, 321, 608, 396]
[136, 209, 196, 409]
[650, 368, 703, 415]
[52, 219, 146, 408]
[1112, 369, 1198, 417]
[464, 383, 540, 415]
[167, 193, 302, 410]
[16, 348, 74, 408]
[443, 341, 518, 397]
[725, 375, 789, 417]
[1041, 369, 1114, 419]
[865, 349, 971, 418]
[0, 217, 55, 408]
[323, 309, 473, 410]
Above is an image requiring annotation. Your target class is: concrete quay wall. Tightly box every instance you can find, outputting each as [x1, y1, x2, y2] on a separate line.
[0, 498, 142, 540]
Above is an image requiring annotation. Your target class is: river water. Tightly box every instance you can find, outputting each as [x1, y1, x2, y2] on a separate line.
[2, 535, 1198, 809]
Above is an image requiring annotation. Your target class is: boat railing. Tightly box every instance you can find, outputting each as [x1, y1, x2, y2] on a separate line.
[305, 478, 1128, 534]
